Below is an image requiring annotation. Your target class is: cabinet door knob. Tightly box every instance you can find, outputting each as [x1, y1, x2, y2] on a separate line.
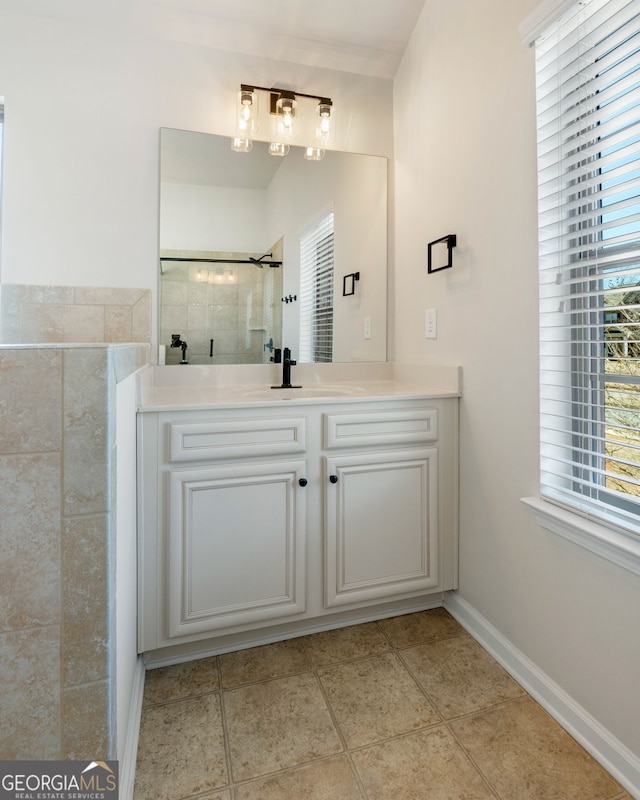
[298, 478, 308, 487]
[329, 474, 338, 484]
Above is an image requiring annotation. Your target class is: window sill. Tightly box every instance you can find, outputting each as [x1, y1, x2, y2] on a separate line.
[521, 496, 640, 577]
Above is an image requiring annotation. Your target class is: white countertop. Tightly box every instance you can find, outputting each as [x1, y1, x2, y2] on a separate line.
[138, 362, 461, 412]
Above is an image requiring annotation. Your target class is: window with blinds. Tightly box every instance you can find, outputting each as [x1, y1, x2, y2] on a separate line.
[535, 0, 640, 535]
[299, 209, 334, 363]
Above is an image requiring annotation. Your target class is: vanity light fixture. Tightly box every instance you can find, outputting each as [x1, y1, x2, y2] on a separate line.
[231, 84, 333, 159]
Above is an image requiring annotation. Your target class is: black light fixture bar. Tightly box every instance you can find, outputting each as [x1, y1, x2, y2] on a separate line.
[240, 83, 332, 108]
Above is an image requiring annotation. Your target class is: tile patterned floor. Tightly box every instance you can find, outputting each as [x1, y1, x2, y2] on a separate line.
[134, 609, 630, 800]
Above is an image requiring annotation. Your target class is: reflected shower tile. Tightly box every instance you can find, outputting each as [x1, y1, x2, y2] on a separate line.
[212, 284, 240, 304]
[188, 282, 209, 306]
[208, 304, 240, 329]
[160, 281, 188, 306]
[188, 304, 207, 329]
[0, 348, 62, 454]
[160, 305, 188, 332]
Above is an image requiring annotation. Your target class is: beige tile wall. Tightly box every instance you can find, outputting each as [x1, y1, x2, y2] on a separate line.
[0, 343, 148, 759]
[0, 285, 152, 345]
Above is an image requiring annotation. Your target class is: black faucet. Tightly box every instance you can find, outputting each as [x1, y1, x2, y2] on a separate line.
[272, 347, 301, 389]
[170, 333, 189, 364]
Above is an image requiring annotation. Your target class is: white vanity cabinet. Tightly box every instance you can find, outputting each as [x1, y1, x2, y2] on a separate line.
[323, 408, 441, 608]
[137, 396, 458, 656]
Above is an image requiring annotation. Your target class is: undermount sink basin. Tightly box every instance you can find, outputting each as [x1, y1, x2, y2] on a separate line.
[241, 384, 364, 400]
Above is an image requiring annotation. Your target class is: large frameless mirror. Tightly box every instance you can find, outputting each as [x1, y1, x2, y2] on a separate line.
[159, 128, 387, 365]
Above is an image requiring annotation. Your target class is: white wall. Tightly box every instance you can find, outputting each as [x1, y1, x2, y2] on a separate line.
[160, 184, 268, 253]
[393, 0, 640, 765]
[0, 6, 392, 296]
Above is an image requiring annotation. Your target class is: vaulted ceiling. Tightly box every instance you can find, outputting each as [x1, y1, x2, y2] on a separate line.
[2, 0, 426, 79]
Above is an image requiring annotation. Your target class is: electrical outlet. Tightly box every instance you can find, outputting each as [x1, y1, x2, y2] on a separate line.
[425, 309, 437, 339]
[364, 316, 372, 339]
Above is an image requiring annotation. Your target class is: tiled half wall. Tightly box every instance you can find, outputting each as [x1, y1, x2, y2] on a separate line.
[0, 343, 149, 759]
[0, 285, 152, 344]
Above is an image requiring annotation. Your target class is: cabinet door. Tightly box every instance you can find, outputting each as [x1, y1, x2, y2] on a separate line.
[324, 448, 438, 608]
[167, 459, 307, 639]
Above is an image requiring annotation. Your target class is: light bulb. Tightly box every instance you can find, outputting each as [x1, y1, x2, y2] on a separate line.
[236, 88, 257, 135]
[316, 100, 333, 145]
[274, 92, 296, 141]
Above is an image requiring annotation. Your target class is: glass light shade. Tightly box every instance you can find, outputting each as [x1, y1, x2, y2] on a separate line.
[269, 142, 290, 157]
[236, 88, 258, 136]
[274, 93, 296, 141]
[304, 147, 325, 161]
[231, 137, 253, 153]
[316, 101, 334, 145]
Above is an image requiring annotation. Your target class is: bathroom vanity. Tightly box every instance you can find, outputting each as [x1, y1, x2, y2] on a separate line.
[137, 363, 460, 662]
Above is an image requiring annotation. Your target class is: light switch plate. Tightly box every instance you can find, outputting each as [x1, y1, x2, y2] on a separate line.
[425, 309, 437, 339]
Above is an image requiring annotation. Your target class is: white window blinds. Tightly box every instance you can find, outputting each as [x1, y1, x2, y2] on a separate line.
[299, 210, 334, 363]
[535, 0, 640, 535]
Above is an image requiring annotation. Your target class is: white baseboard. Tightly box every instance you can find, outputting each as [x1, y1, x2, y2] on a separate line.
[443, 591, 640, 800]
[143, 596, 443, 669]
[118, 656, 146, 800]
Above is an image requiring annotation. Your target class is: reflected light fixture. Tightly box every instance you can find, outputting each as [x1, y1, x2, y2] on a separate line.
[304, 147, 325, 161]
[231, 84, 333, 159]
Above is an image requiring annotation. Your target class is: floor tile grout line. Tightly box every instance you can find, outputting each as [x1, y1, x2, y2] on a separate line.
[228, 751, 370, 799]
[309, 663, 370, 800]
[215, 657, 236, 798]
[135, 611, 626, 800]
[396, 642, 530, 725]
[219, 664, 313, 692]
[444, 718, 503, 800]
[390, 647, 447, 723]
[141, 686, 221, 710]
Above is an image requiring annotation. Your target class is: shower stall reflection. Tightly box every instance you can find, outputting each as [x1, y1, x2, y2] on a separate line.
[160, 246, 283, 365]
